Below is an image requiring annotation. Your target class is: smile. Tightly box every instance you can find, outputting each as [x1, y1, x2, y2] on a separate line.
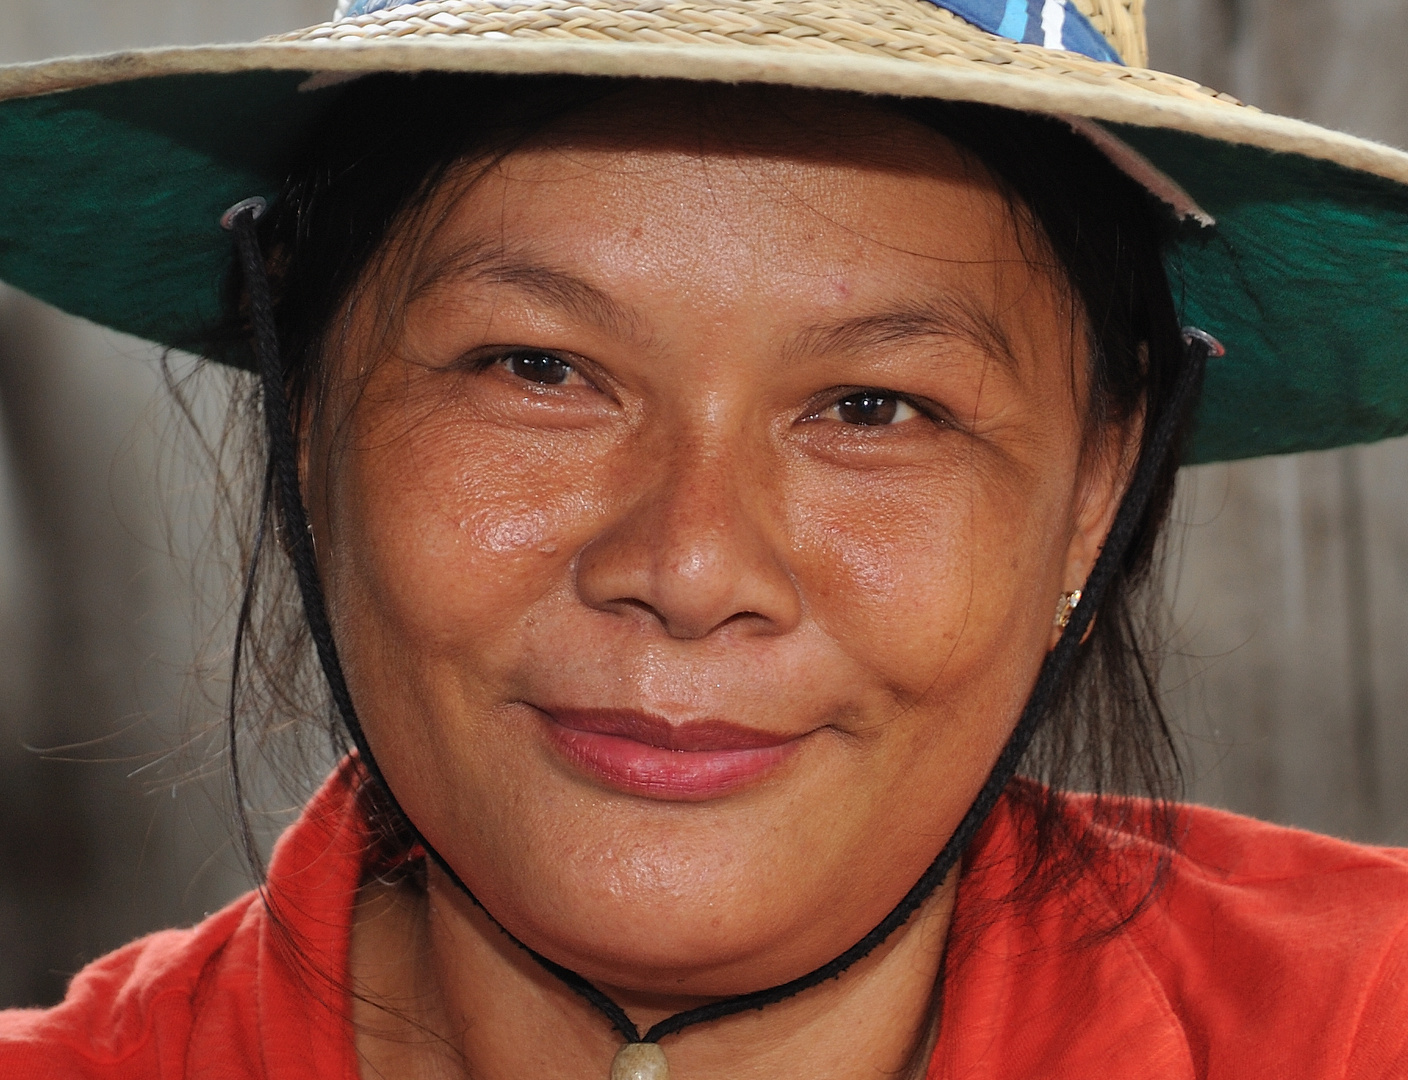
[537, 707, 802, 801]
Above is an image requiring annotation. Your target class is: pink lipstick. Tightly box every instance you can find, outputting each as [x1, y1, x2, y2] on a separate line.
[538, 707, 799, 800]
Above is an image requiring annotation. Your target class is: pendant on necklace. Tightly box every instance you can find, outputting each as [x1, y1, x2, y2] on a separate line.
[610, 1041, 670, 1080]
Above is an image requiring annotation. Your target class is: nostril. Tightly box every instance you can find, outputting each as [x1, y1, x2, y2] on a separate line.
[593, 594, 772, 641]
[606, 597, 667, 623]
[718, 610, 766, 629]
[666, 607, 774, 641]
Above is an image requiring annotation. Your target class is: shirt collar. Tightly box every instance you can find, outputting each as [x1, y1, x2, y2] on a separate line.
[930, 792, 1196, 1078]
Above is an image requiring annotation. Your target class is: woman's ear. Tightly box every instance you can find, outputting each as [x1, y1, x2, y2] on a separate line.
[1049, 408, 1142, 650]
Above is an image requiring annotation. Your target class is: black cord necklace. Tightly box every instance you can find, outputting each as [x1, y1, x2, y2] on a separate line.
[224, 197, 1212, 1080]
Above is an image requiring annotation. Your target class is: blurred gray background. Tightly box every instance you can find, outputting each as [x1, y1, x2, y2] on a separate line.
[2, 0, 1407, 1009]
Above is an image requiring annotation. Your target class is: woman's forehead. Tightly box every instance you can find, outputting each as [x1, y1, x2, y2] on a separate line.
[512, 83, 977, 173]
[368, 114, 1073, 398]
[414, 89, 1030, 287]
[385, 94, 1065, 365]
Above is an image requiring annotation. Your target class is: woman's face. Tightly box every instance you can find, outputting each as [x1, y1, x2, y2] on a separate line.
[307, 90, 1127, 998]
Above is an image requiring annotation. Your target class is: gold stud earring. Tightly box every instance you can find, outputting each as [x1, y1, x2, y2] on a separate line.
[1054, 590, 1082, 630]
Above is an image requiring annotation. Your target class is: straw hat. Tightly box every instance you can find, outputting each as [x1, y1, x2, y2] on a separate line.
[1, 0, 1406, 463]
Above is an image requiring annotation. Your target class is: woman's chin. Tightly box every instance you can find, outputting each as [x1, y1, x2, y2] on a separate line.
[408, 704, 942, 997]
[431, 834, 850, 991]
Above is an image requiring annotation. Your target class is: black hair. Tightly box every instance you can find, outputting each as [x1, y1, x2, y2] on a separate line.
[206, 72, 1195, 943]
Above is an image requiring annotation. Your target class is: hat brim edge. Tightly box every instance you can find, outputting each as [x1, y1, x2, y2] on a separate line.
[2, 38, 1407, 188]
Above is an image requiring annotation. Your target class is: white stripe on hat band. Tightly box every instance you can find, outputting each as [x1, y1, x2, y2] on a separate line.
[1041, 0, 1067, 49]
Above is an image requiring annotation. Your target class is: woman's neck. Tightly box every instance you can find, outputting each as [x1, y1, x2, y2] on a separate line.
[348, 865, 957, 1080]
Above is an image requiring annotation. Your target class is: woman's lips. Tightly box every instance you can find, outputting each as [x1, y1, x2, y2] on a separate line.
[538, 707, 800, 801]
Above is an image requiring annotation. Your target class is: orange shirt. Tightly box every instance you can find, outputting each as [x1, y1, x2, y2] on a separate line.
[2, 759, 1406, 1078]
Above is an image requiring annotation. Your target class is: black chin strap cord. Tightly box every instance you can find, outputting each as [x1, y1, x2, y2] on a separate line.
[227, 204, 1210, 1046]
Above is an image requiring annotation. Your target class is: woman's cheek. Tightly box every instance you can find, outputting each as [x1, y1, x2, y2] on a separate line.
[787, 466, 1049, 705]
[335, 422, 608, 653]
[786, 465, 966, 671]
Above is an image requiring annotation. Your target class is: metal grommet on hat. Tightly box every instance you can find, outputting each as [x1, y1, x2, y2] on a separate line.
[220, 196, 268, 232]
[1182, 327, 1227, 358]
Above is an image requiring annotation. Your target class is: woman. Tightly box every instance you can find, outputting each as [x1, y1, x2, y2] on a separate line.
[0, 2, 1405, 1077]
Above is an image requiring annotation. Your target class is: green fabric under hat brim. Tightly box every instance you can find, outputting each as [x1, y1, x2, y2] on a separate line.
[1, 51, 1407, 465]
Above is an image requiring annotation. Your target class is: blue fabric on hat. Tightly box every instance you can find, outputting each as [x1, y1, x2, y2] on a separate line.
[340, 0, 1125, 64]
[936, 0, 1124, 62]
[996, 0, 1030, 39]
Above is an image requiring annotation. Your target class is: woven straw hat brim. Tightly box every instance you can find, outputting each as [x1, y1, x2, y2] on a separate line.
[4, 2, 1408, 187]
[1, 0, 1408, 463]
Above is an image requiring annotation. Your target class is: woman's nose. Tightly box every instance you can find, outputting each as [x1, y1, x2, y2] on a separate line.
[574, 438, 802, 641]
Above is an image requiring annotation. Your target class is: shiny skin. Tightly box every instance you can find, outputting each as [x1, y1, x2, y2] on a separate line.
[315, 88, 1134, 1080]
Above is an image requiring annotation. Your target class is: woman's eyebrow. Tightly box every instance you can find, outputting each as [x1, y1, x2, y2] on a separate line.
[788, 299, 1018, 371]
[411, 239, 644, 342]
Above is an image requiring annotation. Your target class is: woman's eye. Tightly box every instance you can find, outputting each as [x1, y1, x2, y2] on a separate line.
[825, 391, 921, 426]
[501, 351, 577, 386]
